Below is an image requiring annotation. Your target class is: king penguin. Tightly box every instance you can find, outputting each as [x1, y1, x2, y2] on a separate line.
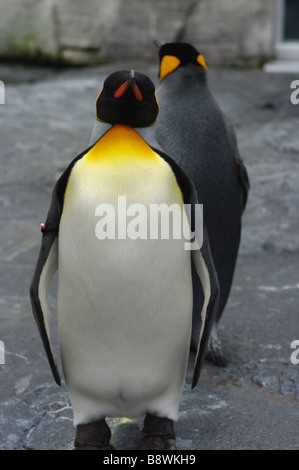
[30, 70, 219, 450]
[136, 42, 250, 366]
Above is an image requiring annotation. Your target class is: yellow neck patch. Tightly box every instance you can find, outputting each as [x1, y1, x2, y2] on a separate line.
[159, 55, 181, 82]
[85, 124, 159, 166]
[64, 124, 182, 207]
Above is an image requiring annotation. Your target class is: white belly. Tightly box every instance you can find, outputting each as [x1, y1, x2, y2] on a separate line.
[57, 152, 193, 425]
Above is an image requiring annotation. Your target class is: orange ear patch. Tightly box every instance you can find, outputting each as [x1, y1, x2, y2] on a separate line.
[197, 54, 208, 70]
[132, 82, 143, 101]
[114, 81, 143, 101]
[114, 81, 130, 98]
[159, 55, 181, 82]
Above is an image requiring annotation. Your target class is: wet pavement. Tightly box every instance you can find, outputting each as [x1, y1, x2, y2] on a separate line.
[0, 61, 298, 451]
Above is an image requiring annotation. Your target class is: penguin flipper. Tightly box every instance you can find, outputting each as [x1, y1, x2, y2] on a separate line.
[30, 232, 60, 385]
[29, 173, 66, 385]
[224, 116, 250, 211]
[151, 147, 220, 389]
[235, 151, 250, 212]
[190, 220, 219, 388]
[30, 145, 96, 385]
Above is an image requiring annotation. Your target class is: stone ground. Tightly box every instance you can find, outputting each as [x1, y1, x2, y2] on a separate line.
[0, 60, 298, 451]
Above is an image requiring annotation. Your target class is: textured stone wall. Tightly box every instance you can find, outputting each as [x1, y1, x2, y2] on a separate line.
[185, 0, 276, 66]
[0, 0, 275, 66]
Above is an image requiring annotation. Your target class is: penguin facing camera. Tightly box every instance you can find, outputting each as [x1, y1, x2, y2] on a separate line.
[30, 70, 219, 450]
[139, 42, 250, 367]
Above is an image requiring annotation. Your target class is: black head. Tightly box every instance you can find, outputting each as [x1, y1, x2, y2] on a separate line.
[158, 42, 207, 82]
[96, 70, 159, 128]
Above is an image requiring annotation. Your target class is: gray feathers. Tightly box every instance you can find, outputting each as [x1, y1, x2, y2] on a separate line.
[141, 60, 249, 363]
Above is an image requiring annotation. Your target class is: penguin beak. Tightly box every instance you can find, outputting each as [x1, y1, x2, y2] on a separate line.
[114, 70, 143, 101]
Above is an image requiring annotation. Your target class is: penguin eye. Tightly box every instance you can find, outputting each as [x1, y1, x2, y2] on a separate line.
[159, 55, 181, 82]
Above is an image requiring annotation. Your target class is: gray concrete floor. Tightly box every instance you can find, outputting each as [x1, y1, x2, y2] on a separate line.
[0, 61, 298, 450]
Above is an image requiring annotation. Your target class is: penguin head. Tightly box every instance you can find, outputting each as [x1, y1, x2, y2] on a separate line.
[157, 42, 207, 82]
[96, 70, 159, 128]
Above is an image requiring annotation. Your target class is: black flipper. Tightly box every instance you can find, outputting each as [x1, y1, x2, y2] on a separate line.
[30, 145, 93, 385]
[235, 152, 250, 212]
[223, 116, 250, 212]
[152, 147, 220, 388]
[30, 229, 60, 384]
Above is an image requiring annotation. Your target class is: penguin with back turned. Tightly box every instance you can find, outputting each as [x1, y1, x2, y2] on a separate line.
[139, 42, 250, 366]
[30, 69, 219, 450]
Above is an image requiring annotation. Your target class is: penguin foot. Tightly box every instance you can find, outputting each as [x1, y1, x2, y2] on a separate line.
[137, 414, 176, 450]
[74, 418, 115, 450]
[205, 324, 228, 367]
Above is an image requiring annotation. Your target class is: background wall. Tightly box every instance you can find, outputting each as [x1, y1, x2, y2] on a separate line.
[0, 0, 275, 66]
